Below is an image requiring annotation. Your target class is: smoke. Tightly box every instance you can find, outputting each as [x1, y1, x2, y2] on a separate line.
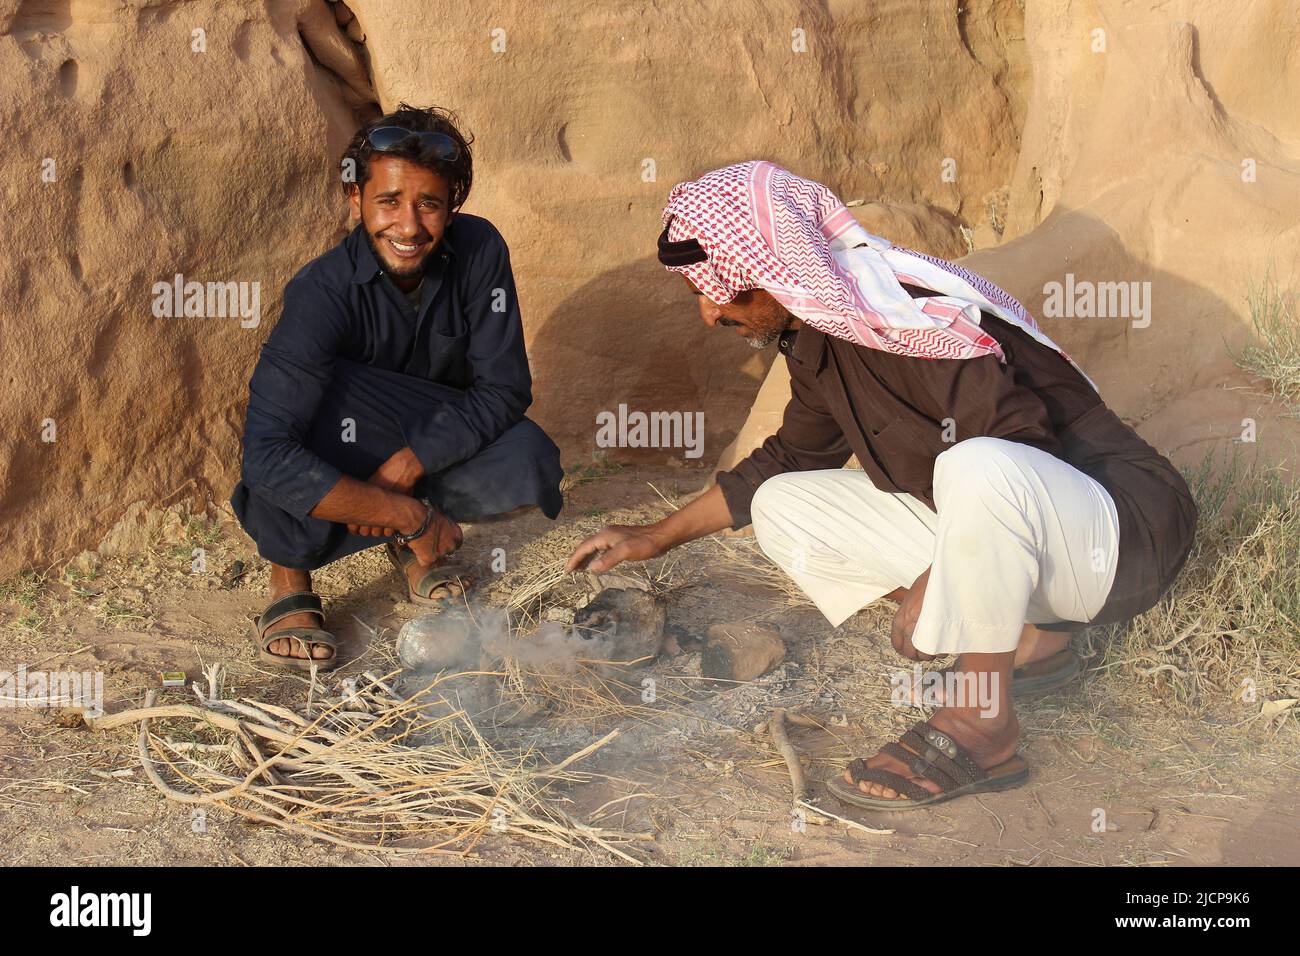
[397, 602, 611, 676]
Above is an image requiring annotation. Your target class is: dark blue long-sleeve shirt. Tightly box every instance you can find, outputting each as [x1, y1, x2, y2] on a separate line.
[239, 215, 533, 519]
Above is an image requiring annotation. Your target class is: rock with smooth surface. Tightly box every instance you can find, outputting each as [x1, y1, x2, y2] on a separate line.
[702, 622, 786, 683]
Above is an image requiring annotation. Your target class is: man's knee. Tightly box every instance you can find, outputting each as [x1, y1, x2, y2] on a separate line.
[934, 437, 1028, 503]
[751, 473, 809, 551]
[430, 418, 563, 520]
[933, 438, 1045, 563]
[230, 484, 339, 571]
[480, 418, 562, 493]
[504, 418, 561, 468]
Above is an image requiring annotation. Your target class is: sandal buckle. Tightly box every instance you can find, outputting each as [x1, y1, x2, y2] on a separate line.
[926, 729, 957, 758]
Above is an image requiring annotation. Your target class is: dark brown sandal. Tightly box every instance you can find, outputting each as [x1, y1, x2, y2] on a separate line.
[251, 591, 338, 672]
[901, 649, 1083, 707]
[825, 718, 1028, 810]
[1013, 648, 1082, 698]
[385, 543, 474, 608]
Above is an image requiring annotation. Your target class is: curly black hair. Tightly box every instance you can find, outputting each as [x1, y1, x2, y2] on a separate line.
[341, 103, 474, 210]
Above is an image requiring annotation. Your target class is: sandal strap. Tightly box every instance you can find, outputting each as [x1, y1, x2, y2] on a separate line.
[896, 728, 974, 786]
[904, 720, 987, 783]
[262, 627, 337, 653]
[846, 764, 934, 802]
[881, 741, 964, 792]
[844, 720, 992, 803]
[413, 565, 469, 598]
[845, 757, 871, 782]
[258, 592, 324, 636]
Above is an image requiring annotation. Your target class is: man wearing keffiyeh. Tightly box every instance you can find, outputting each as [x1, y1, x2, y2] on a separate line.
[569, 161, 1196, 811]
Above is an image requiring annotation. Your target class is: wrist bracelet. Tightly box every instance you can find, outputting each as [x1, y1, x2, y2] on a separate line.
[393, 498, 434, 546]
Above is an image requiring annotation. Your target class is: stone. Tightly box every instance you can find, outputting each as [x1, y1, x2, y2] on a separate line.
[96, 502, 187, 557]
[395, 607, 481, 673]
[573, 587, 667, 669]
[702, 623, 786, 683]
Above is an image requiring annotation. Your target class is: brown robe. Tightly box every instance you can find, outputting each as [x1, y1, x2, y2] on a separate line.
[716, 293, 1197, 627]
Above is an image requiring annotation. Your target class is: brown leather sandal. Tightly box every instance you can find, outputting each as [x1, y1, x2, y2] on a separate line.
[251, 591, 338, 672]
[385, 543, 475, 608]
[825, 718, 1028, 810]
[1012, 648, 1082, 697]
[901, 650, 1083, 707]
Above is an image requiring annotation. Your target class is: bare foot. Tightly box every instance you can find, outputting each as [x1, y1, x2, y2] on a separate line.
[265, 565, 333, 661]
[1014, 624, 1071, 667]
[881, 584, 1070, 671]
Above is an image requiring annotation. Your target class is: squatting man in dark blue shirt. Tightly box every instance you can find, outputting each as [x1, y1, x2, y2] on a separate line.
[231, 104, 563, 670]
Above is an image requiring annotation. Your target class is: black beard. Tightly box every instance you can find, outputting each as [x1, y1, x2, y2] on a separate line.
[363, 228, 430, 280]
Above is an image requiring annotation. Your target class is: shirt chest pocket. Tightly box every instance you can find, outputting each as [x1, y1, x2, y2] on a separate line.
[864, 417, 938, 498]
[863, 417, 907, 464]
[424, 328, 471, 387]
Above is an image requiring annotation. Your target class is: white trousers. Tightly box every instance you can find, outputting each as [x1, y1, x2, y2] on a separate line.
[749, 437, 1121, 656]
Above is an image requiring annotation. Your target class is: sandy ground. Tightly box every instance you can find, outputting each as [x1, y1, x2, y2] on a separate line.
[1, 464, 1297, 867]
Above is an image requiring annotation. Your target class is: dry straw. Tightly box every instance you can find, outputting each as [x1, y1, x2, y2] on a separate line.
[483, 534, 691, 724]
[86, 671, 649, 862]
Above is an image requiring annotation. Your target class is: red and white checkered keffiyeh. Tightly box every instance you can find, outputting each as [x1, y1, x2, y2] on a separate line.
[662, 160, 1080, 368]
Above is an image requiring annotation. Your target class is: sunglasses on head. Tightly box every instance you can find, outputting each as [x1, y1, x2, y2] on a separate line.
[365, 126, 461, 163]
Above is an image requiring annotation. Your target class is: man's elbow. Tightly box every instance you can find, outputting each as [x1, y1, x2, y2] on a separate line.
[239, 447, 273, 493]
[239, 435, 298, 491]
[488, 382, 532, 422]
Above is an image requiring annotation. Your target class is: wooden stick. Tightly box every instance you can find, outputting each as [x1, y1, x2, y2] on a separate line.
[798, 800, 895, 835]
[768, 708, 806, 804]
[754, 711, 823, 735]
[536, 730, 620, 778]
[765, 711, 895, 836]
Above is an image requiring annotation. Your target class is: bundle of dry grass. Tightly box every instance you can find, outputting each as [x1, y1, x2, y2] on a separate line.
[85, 671, 648, 862]
[1097, 450, 1300, 717]
[493, 648, 668, 726]
[475, 539, 692, 724]
[693, 534, 814, 610]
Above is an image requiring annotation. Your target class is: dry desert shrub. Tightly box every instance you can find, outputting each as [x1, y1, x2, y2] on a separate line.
[1230, 272, 1300, 417]
[1096, 449, 1300, 715]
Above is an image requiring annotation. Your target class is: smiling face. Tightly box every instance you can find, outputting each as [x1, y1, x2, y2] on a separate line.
[349, 154, 453, 289]
[682, 275, 799, 348]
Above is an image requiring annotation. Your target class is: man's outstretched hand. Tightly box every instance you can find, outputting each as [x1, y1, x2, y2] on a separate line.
[566, 525, 669, 574]
[566, 485, 736, 574]
[350, 447, 425, 537]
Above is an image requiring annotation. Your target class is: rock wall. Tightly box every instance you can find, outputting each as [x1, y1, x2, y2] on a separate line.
[0, 0, 375, 576]
[1, 0, 1028, 575]
[714, 0, 1300, 478]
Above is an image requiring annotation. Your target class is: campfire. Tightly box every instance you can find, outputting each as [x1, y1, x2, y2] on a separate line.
[80, 547, 803, 861]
